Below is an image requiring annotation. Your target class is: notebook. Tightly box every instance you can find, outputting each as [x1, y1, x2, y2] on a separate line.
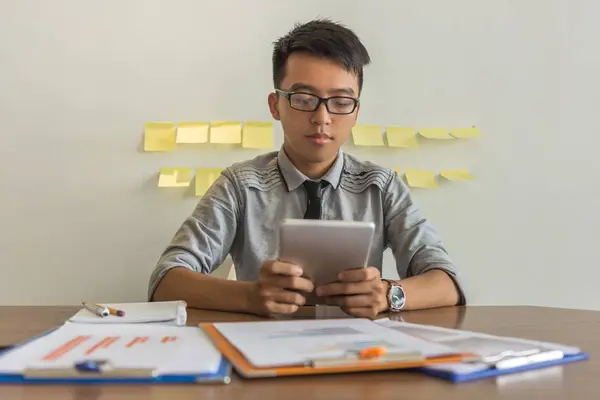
[69, 301, 187, 325]
[0, 321, 231, 384]
[375, 318, 589, 383]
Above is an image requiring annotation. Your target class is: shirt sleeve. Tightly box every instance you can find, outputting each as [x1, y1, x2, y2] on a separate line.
[383, 171, 467, 305]
[147, 169, 240, 301]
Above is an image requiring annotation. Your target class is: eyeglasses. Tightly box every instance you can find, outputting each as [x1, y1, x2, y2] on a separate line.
[275, 89, 359, 115]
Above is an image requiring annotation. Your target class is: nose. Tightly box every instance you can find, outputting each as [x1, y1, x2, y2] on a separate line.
[310, 101, 332, 126]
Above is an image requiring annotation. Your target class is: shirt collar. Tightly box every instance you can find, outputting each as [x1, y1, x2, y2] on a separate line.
[277, 146, 344, 192]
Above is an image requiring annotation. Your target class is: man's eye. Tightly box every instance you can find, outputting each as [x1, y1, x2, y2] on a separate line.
[333, 99, 353, 106]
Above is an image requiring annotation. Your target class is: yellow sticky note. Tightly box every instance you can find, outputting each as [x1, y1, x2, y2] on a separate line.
[210, 121, 242, 144]
[450, 127, 483, 139]
[386, 127, 418, 148]
[352, 125, 384, 146]
[177, 122, 209, 143]
[144, 122, 176, 151]
[242, 121, 274, 149]
[405, 169, 438, 188]
[158, 167, 192, 188]
[440, 169, 475, 181]
[418, 128, 453, 140]
[195, 168, 224, 196]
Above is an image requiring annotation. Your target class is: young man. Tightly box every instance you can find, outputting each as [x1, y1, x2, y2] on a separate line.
[149, 19, 466, 318]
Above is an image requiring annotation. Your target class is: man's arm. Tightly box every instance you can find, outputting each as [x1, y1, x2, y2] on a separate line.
[384, 172, 467, 310]
[148, 170, 255, 313]
[382, 270, 460, 311]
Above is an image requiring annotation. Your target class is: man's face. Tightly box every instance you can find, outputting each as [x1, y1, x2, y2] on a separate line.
[268, 52, 361, 164]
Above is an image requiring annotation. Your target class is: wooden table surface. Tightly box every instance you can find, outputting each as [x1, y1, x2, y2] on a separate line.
[0, 305, 598, 399]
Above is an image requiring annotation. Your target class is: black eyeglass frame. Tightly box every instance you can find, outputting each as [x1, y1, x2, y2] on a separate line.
[275, 89, 360, 115]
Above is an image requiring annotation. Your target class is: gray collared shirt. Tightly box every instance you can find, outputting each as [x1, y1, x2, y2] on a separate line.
[148, 149, 466, 304]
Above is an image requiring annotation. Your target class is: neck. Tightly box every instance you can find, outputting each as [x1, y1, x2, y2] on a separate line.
[283, 143, 337, 180]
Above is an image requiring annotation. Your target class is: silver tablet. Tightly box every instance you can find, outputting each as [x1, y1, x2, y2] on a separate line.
[278, 219, 376, 288]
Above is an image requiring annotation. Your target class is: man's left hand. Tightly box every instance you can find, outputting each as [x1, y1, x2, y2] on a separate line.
[315, 267, 389, 318]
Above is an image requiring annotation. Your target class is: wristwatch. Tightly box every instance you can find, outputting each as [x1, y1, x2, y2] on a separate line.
[383, 279, 406, 312]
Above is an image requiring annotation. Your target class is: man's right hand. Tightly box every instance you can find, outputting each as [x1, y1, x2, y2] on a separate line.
[249, 260, 314, 316]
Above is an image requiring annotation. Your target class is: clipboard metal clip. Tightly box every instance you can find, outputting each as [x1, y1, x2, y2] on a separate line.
[23, 359, 157, 379]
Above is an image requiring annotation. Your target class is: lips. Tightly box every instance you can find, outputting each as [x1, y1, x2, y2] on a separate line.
[306, 133, 332, 139]
[306, 133, 332, 145]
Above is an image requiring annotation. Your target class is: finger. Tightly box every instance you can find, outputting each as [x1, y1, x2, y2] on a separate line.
[316, 281, 372, 297]
[338, 267, 380, 282]
[264, 300, 299, 315]
[324, 294, 372, 308]
[263, 261, 303, 277]
[267, 275, 314, 292]
[268, 289, 307, 306]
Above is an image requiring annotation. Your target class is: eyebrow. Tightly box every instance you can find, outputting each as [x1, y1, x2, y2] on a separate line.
[288, 83, 356, 97]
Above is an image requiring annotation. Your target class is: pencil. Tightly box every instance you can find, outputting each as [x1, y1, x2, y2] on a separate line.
[92, 303, 125, 317]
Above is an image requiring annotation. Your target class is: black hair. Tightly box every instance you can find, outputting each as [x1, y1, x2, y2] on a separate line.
[272, 18, 371, 95]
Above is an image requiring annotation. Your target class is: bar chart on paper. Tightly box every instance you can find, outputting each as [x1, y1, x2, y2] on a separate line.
[0, 322, 223, 375]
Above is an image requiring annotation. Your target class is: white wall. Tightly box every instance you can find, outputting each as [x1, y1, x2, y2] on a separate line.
[1, 0, 598, 309]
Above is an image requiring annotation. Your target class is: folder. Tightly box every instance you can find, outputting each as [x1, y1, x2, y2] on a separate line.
[200, 319, 471, 378]
[375, 319, 589, 383]
[0, 323, 231, 385]
[0, 358, 232, 385]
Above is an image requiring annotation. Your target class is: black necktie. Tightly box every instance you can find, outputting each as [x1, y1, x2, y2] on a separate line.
[303, 181, 325, 219]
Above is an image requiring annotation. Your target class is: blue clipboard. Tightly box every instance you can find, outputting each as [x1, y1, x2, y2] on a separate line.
[419, 352, 589, 383]
[0, 328, 231, 385]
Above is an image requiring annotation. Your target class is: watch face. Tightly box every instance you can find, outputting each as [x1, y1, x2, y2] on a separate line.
[390, 286, 405, 309]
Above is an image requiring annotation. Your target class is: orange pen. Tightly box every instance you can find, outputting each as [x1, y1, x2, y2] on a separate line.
[358, 346, 387, 359]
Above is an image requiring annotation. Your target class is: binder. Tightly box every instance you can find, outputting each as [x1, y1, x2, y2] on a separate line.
[200, 323, 471, 378]
[0, 327, 232, 385]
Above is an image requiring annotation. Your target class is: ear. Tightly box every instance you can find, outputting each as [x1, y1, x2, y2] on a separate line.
[268, 92, 281, 120]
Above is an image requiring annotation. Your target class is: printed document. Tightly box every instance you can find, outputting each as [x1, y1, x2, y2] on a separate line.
[213, 318, 457, 368]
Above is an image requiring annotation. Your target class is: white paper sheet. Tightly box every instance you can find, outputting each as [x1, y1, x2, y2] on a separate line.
[69, 301, 187, 325]
[213, 318, 457, 368]
[0, 322, 221, 375]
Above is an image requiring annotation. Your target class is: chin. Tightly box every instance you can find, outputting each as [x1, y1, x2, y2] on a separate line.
[303, 149, 338, 163]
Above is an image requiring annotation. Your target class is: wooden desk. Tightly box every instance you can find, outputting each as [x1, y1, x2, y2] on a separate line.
[0, 305, 598, 399]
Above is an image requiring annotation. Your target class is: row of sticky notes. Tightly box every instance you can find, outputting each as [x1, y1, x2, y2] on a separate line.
[158, 167, 474, 195]
[144, 121, 274, 151]
[397, 169, 476, 189]
[351, 126, 482, 148]
[158, 167, 225, 196]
